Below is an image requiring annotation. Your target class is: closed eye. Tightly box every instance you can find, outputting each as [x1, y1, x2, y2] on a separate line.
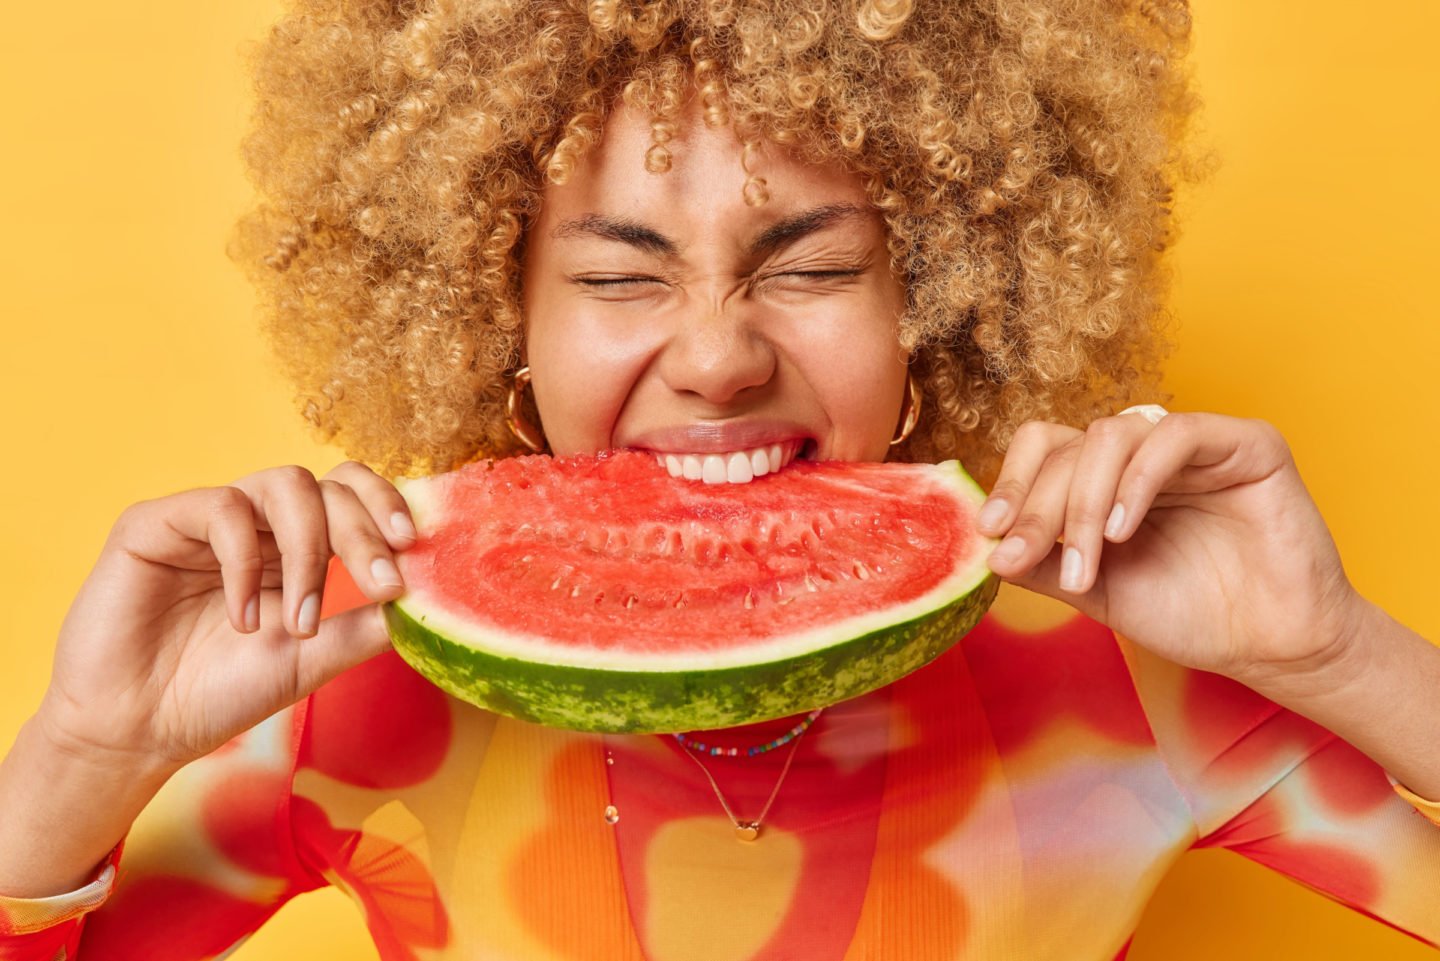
[573, 275, 663, 288]
[780, 270, 861, 280]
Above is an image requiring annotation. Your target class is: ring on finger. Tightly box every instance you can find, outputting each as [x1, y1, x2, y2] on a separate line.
[1117, 403, 1170, 425]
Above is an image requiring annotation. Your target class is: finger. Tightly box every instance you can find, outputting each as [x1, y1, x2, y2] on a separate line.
[998, 540, 1111, 625]
[114, 488, 266, 634]
[233, 466, 330, 638]
[1108, 414, 1289, 541]
[986, 440, 1079, 580]
[203, 489, 267, 634]
[323, 462, 418, 549]
[977, 421, 1083, 536]
[291, 603, 395, 702]
[318, 479, 406, 601]
[1059, 416, 1151, 594]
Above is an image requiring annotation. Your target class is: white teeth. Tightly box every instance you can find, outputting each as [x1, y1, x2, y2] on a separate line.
[726, 451, 753, 483]
[661, 441, 805, 484]
[750, 447, 770, 476]
[702, 454, 727, 484]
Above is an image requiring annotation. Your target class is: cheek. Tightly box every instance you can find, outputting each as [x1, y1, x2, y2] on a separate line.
[783, 298, 908, 462]
[808, 339, 908, 458]
[525, 309, 660, 456]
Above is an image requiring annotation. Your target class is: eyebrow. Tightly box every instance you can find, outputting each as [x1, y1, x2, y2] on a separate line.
[746, 202, 867, 259]
[551, 202, 869, 259]
[553, 214, 677, 256]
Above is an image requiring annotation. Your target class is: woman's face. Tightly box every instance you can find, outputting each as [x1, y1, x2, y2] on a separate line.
[520, 97, 909, 480]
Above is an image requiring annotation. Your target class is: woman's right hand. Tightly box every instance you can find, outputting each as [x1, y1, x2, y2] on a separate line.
[32, 461, 416, 775]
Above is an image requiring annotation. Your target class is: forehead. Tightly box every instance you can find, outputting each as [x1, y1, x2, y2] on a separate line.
[534, 96, 875, 238]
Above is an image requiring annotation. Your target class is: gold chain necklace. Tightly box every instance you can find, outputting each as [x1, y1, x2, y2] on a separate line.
[674, 710, 820, 842]
[599, 711, 823, 847]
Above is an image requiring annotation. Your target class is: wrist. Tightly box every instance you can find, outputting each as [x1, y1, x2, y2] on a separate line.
[1235, 591, 1379, 705]
[32, 692, 185, 785]
[0, 714, 176, 897]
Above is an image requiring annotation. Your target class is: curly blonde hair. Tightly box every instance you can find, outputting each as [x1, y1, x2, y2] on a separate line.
[229, 0, 1210, 488]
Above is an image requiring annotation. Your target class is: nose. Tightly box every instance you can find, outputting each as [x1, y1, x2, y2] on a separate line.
[658, 300, 778, 407]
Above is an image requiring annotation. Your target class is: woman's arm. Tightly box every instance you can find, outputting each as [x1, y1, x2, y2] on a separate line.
[1230, 597, 1440, 808]
[0, 699, 326, 960]
[0, 714, 176, 898]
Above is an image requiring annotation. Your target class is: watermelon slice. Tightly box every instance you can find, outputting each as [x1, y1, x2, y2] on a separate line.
[384, 450, 999, 733]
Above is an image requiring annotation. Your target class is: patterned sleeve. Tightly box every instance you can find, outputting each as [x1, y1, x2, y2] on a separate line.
[1117, 633, 1440, 950]
[0, 702, 325, 960]
[1387, 774, 1440, 827]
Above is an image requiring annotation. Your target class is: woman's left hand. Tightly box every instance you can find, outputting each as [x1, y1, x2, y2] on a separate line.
[979, 410, 1365, 687]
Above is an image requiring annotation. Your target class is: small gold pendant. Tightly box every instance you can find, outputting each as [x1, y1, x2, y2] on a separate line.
[735, 821, 761, 842]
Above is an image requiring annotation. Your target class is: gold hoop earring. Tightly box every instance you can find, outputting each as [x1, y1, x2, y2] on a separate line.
[889, 371, 922, 447]
[505, 365, 547, 453]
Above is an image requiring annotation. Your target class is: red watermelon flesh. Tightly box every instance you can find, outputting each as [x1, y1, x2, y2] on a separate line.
[385, 450, 999, 732]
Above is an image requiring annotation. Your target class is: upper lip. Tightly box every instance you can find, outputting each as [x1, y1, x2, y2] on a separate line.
[622, 420, 814, 454]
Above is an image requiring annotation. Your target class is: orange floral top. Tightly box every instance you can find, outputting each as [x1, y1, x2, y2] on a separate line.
[3, 576, 1438, 961]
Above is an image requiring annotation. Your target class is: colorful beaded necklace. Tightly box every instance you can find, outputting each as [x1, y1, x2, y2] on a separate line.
[672, 707, 824, 757]
[670, 707, 826, 841]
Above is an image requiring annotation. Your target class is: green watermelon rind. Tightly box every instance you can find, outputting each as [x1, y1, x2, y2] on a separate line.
[384, 571, 998, 733]
[382, 457, 1000, 733]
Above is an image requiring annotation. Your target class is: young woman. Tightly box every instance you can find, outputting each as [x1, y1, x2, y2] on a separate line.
[2, 1, 1437, 958]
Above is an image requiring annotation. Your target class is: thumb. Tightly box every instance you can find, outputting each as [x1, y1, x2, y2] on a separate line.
[294, 602, 395, 699]
[996, 541, 1108, 624]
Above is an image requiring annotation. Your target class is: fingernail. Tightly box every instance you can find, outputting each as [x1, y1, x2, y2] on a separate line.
[977, 498, 1008, 533]
[1060, 546, 1084, 592]
[990, 535, 1025, 566]
[390, 512, 416, 541]
[244, 594, 259, 633]
[371, 556, 402, 588]
[1105, 503, 1126, 539]
[298, 592, 320, 635]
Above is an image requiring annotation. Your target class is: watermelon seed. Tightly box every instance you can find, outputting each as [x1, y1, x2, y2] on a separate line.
[803, 574, 819, 592]
[854, 561, 870, 580]
[521, 554, 533, 562]
[777, 596, 795, 606]
[551, 576, 563, 590]
[744, 590, 755, 610]
[625, 594, 638, 609]
[673, 594, 686, 609]
[570, 585, 582, 598]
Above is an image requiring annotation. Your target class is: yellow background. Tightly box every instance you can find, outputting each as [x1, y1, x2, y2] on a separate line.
[1, 2, 1436, 959]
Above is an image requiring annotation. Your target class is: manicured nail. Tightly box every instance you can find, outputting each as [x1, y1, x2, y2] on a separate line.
[390, 512, 416, 541]
[298, 592, 321, 635]
[371, 556, 402, 588]
[1105, 503, 1126, 540]
[244, 594, 259, 633]
[977, 498, 1008, 533]
[1060, 546, 1084, 592]
[990, 535, 1025, 566]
